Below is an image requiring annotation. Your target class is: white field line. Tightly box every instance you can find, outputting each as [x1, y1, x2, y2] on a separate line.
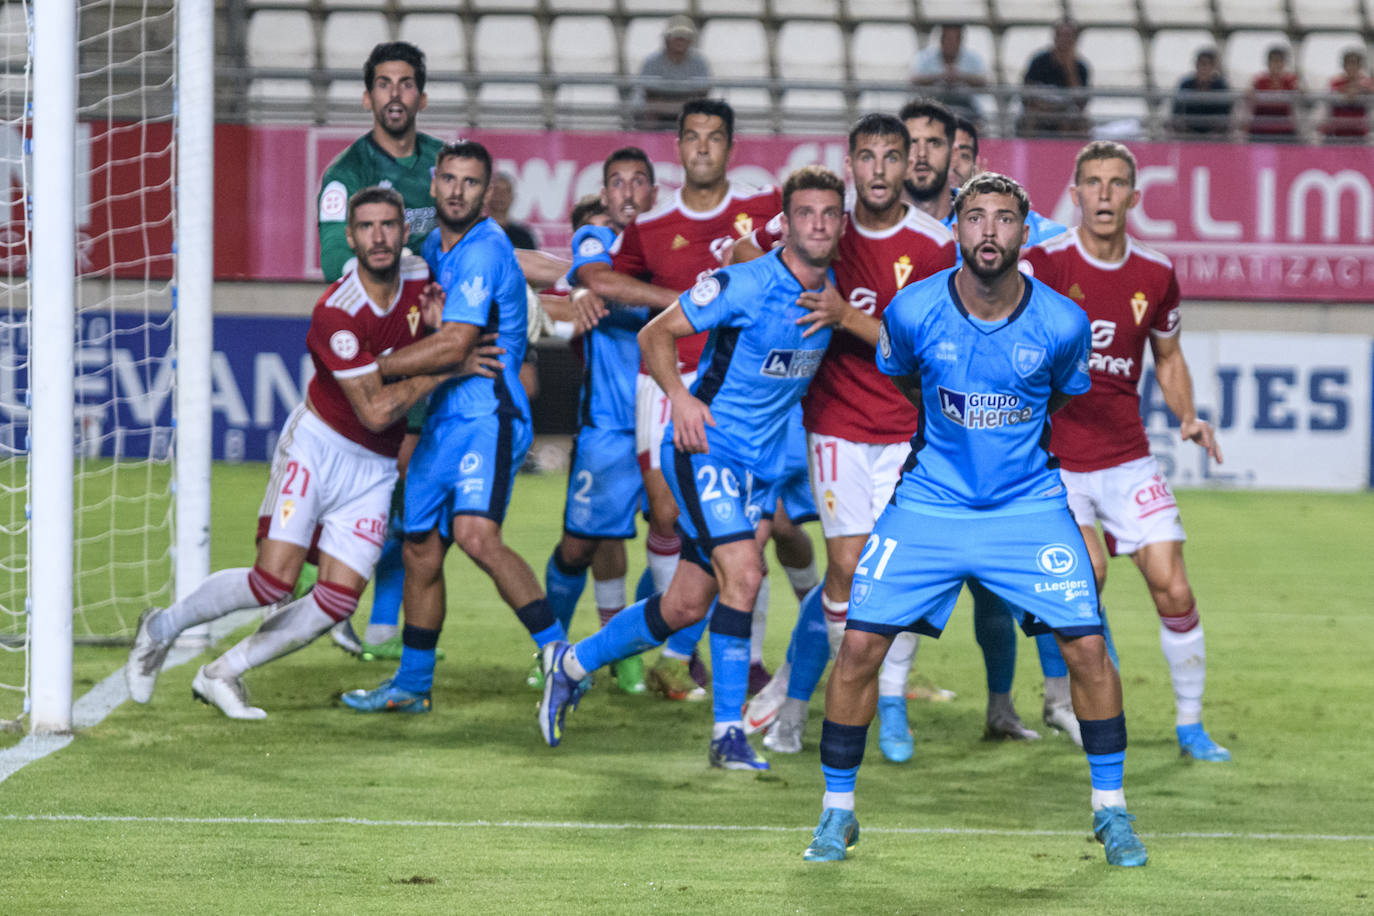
[1, 813, 1371, 844]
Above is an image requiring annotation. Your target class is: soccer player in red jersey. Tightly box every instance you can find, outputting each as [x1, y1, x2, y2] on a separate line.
[575, 99, 806, 700]
[1021, 141, 1231, 762]
[125, 188, 492, 718]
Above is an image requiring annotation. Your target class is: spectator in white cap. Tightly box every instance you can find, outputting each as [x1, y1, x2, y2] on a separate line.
[632, 15, 712, 129]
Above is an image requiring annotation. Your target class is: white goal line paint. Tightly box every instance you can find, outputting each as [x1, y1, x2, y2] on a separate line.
[2, 814, 1370, 844]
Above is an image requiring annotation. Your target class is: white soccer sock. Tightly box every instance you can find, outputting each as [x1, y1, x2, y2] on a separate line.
[878, 630, 919, 698]
[1159, 621, 1207, 726]
[822, 791, 856, 812]
[750, 576, 770, 664]
[712, 720, 744, 739]
[563, 646, 589, 681]
[1044, 675, 1072, 709]
[783, 558, 820, 601]
[646, 533, 680, 594]
[363, 623, 399, 645]
[593, 576, 627, 628]
[205, 591, 337, 679]
[821, 593, 848, 657]
[1091, 788, 1127, 812]
[148, 567, 269, 642]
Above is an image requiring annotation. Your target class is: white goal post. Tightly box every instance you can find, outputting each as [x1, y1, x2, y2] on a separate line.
[26, 0, 214, 735]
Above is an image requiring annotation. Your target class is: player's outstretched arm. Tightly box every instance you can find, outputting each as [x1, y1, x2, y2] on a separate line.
[1149, 331, 1223, 464]
[639, 304, 714, 453]
[516, 249, 573, 290]
[376, 321, 481, 379]
[580, 261, 680, 313]
[334, 366, 456, 434]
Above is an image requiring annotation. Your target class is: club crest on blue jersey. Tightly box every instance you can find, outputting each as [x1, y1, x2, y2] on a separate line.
[712, 500, 736, 522]
[460, 274, 490, 310]
[937, 388, 1032, 429]
[459, 452, 482, 474]
[851, 581, 871, 607]
[760, 348, 823, 379]
[1012, 342, 1046, 378]
[1036, 543, 1078, 576]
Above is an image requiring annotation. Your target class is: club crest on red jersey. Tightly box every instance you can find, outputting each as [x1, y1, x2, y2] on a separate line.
[1130, 291, 1148, 325]
[733, 213, 754, 236]
[893, 254, 913, 289]
[406, 305, 420, 336]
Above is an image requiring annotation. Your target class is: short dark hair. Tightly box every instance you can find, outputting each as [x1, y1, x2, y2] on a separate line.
[953, 116, 979, 156]
[435, 140, 493, 182]
[1344, 48, 1367, 66]
[1195, 47, 1219, 65]
[364, 42, 426, 93]
[347, 186, 405, 227]
[953, 172, 1030, 219]
[848, 113, 910, 155]
[679, 98, 735, 145]
[897, 97, 956, 141]
[570, 194, 606, 231]
[603, 146, 655, 187]
[1267, 44, 1289, 61]
[1073, 139, 1137, 187]
[781, 165, 845, 216]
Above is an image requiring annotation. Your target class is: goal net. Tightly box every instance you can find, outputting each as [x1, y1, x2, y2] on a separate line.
[1, 0, 208, 733]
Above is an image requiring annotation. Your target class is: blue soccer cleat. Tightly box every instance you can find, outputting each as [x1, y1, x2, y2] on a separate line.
[877, 695, 914, 763]
[340, 678, 431, 714]
[708, 725, 770, 770]
[539, 641, 588, 747]
[1093, 806, 1149, 867]
[1177, 723, 1231, 762]
[803, 808, 861, 862]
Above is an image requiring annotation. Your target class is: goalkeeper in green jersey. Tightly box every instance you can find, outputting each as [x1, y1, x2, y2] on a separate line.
[312, 41, 443, 660]
[317, 41, 445, 283]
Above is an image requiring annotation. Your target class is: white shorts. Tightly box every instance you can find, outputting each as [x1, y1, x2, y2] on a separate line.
[1060, 454, 1187, 556]
[635, 369, 697, 471]
[257, 404, 399, 579]
[806, 432, 910, 539]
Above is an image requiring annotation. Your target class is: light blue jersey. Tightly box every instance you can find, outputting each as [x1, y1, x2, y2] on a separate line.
[943, 208, 1067, 261]
[671, 248, 834, 482]
[568, 224, 647, 432]
[421, 217, 530, 421]
[877, 267, 1090, 516]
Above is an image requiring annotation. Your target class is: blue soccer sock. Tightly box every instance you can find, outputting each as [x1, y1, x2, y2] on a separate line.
[544, 547, 590, 634]
[634, 566, 655, 602]
[514, 598, 566, 649]
[819, 719, 868, 809]
[392, 624, 439, 694]
[970, 583, 1017, 694]
[1081, 712, 1128, 791]
[709, 602, 751, 724]
[663, 607, 709, 659]
[365, 533, 404, 631]
[572, 594, 673, 673]
[1035, 632, 1068, 678]
[787, 585, 830, 702]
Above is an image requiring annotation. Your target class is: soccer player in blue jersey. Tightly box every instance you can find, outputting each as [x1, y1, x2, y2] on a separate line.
[341, 140, 569, 713]
[538, 165, 847, 768]
[804, 173, 1147, 867]
[541, 147, 657, 694]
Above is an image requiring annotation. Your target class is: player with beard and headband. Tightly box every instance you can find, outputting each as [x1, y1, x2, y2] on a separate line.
[728, 115, 961, 759]
[538, 147, 659, 696]
[340, 141, 567, 714]
[127, 188, 492, 718]
[571, 100, 815, 704]
[1021, 141, 1230, 763]
[315, 41, 447, 662]
[538, 167, 846, 771]
[805, 173, 1147, 868]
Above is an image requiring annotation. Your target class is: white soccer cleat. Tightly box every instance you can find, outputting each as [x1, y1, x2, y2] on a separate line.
[328, 618, 363, 657]
[125, 608, 173, 704]
[192, 665, 267, 720]
[743, 661, 791, 734]
[762, 698, 807, 754]
[1043, 701, 1083, 747]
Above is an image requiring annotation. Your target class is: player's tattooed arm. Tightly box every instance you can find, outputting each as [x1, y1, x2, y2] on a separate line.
[335, 365, 457, 433]
[640, 304, 715, 454]
[1149, 330, 1223, 464]
[376, 320, 480, 378]
[796, 280, 880, 343]
[890, 372, 923, 410]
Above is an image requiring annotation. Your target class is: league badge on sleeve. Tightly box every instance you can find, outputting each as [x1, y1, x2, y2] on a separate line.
[330, 330, 360, 361]
[878, 322, 892, 360]
[319, 181, 348, 222]
[577, 236, 605, 257]
[689, 275, 721, 306]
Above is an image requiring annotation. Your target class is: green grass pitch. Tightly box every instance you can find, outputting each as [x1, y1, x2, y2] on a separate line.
[1, 463, 1372, 914]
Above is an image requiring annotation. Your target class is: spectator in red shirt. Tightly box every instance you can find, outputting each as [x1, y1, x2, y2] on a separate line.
[1323, 48, 1374, 140]
[1246, 45, 1300, 140]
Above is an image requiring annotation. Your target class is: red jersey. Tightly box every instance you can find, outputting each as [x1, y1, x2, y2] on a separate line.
[304, 254, 432, 457]
[1021, 231, 1181, 473]
[751, 204, 956, 442]
[1250, 72, 1299, 136]
[610, 182, 782, 373]
[1324, 74, 1373, 137]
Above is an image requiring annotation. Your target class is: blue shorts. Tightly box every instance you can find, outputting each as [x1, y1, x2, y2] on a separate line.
[846, 503, 1103, 639]
[766, 461, 818, 525]
[664, 441, 771, 571]
[404, 411, 532, 538]
[564, 426, 642, 540]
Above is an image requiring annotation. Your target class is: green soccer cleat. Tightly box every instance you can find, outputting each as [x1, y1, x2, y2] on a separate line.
[358, 635, 403, 662]
[611, 655, 647, 694]
[803, 808, 860, 862]
[1093, 806, 1148, 867]
[526, 657, 545, 691]
[645, 655, 706, 701]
